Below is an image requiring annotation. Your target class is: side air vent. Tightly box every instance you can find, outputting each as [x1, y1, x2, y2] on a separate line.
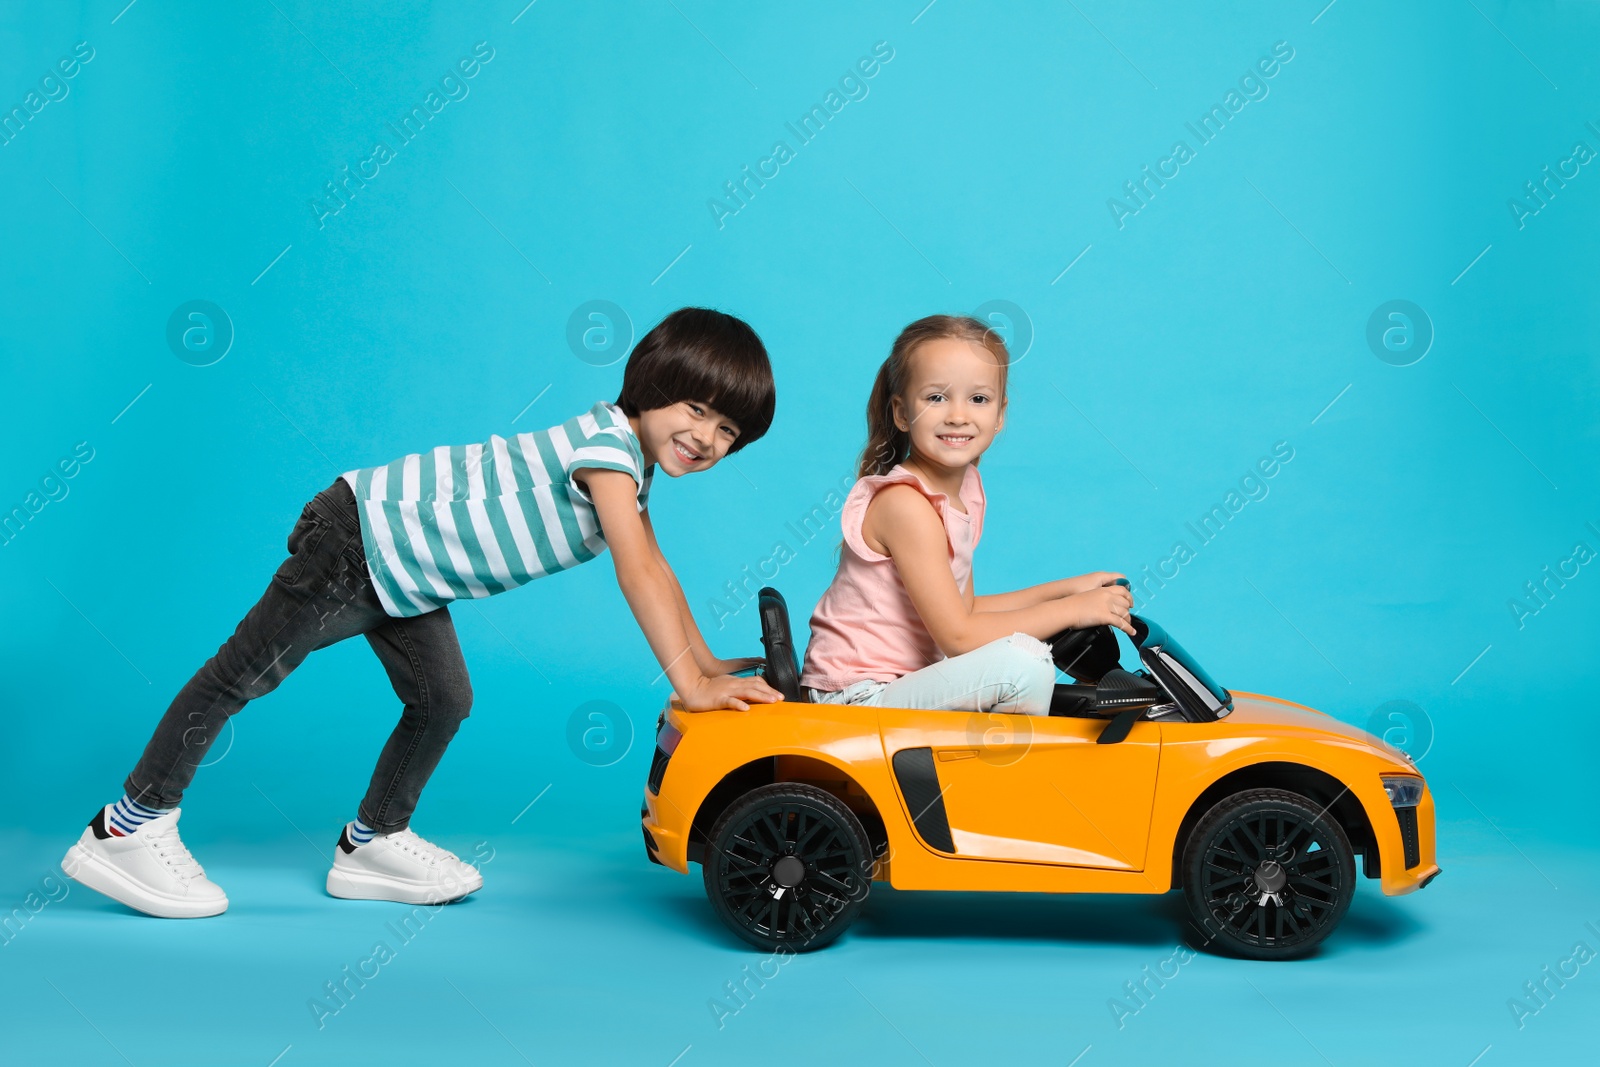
[891, 747, 955, 854]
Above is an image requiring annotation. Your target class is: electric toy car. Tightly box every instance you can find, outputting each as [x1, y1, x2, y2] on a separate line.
[640, 587, 1439, 959]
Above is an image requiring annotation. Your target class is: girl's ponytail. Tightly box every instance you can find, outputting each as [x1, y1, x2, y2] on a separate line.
[855, 314, 1011, 478]
[858, 358, 908, 477]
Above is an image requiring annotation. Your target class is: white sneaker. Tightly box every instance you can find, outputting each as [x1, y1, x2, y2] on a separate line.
[60, 807, 228, 919]
[326, 825, 483, 905]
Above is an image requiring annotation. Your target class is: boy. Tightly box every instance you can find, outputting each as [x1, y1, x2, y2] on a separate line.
[61, 307, 782, 917]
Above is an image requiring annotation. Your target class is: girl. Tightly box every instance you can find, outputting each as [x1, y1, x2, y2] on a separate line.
[800, 315, 1134, 716]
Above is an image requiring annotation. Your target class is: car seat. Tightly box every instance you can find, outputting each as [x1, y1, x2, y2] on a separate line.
[757, 587, 809, 703]
[754, 585, 1149, 724]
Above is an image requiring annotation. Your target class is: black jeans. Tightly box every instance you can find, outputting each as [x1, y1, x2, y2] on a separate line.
[124, 477, 473, 833]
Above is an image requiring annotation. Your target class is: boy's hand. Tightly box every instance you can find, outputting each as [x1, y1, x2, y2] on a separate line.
[1070, 583, 1136, 636]
[708, 655, 765, 676]
[678, 672, 784, 712]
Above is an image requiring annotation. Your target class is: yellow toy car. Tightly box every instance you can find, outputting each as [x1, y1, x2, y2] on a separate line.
[641, 587, 1439, 959]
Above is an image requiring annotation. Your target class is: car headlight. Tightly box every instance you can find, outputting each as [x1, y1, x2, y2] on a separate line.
[1381, 775, 1425, 808]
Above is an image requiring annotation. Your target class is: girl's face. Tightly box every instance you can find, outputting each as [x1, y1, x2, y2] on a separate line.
[891, 336, 1006, 473]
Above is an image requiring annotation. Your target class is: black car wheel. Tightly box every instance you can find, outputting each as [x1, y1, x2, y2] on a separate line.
[1182, 788, 1355, 960]
[702, 783, 873, 952]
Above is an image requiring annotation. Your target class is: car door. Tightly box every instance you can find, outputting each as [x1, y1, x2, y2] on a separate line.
[879, 708, 1162, 870]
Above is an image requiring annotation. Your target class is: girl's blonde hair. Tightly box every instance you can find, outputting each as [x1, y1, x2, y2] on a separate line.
[856, 315, 1011, 478]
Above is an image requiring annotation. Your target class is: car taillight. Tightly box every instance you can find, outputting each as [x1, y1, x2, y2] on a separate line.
[657, 720, 683, 756]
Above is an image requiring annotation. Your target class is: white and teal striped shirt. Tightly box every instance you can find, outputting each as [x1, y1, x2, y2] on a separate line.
[341, 401, 652, 618]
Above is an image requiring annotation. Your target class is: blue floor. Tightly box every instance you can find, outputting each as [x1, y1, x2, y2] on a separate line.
[4, 817, 1596, 1065]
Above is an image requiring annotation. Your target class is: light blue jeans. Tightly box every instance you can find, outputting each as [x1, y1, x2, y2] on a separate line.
[808, 633, 1057, 716]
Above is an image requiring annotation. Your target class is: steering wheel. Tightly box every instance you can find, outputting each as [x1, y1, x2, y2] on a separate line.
[1048, 577, 1137, 682]
[1049, 625, 1120, 682]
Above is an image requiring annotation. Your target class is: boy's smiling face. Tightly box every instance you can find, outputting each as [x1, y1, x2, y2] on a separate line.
[631, 400, 742, 477]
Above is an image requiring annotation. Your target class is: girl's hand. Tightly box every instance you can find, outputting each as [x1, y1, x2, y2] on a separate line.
[677, 672, 784, 712]
[1068, 571, 1126, 596]
[1070, 583, 1136, 636]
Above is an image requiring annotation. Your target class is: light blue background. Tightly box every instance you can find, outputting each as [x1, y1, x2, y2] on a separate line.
[2, 1, 1597, 1064]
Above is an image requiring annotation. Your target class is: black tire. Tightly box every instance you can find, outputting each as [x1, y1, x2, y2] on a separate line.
[702, 783, 873, 952]
[1181, 788, 1355, 960]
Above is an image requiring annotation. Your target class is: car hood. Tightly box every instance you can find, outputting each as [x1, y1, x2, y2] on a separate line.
[1222, 692, 1417, 769]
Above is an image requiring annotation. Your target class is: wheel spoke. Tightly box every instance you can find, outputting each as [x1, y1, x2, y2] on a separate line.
[1236, 818, 1264, 859]
[1203, 857, 1254, 883]
[793, 897, 819, 936]
[1278, 818, 1314, 857]
[790, 895, 812, 934]
[1290, 871, 1335, 894]
[724, 884, 763, 909]
[735, 890, 769, 922]
[811, 868, 856, 894]
[729, 857, 771, 883]
[730, 832, 774, 860]
[1288, 850, 1335, 874]
[1287, 884, 1337, 909]
[723, 872, 766, 897]
[807, 887, 848, 913]
[794, 812, 832, 853]
[1287, 871, 1336, 894]
[761, 810, 789, 852]
[788, 809, 811, 850]
[810, 845, 856, 864]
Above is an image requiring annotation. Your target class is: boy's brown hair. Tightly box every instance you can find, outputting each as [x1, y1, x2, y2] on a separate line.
[615, 308, 775, 451]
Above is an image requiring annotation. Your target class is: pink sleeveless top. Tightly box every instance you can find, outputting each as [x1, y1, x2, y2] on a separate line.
[800, 464, 985, 692]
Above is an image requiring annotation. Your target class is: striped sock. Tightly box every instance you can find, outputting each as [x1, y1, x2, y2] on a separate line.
[108, 795, 171, 836]
[347, 817, 377, 846]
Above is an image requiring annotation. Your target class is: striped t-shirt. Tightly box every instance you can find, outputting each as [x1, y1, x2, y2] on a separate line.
[340, 401, 652, 618]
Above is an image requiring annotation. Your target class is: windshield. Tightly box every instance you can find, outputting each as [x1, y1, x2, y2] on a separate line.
[1134, 617, 1232, 717]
